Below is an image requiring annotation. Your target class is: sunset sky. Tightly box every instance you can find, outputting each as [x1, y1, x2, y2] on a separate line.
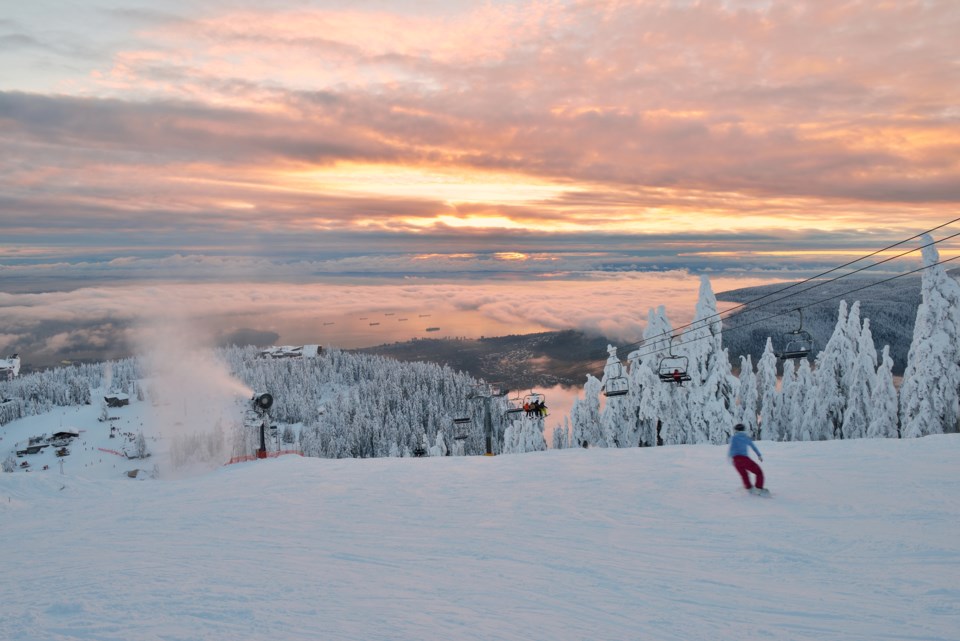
[2, 0, 959, 365]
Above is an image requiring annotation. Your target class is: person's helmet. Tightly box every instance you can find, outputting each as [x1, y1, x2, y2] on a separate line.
[734, 423, 745, 431]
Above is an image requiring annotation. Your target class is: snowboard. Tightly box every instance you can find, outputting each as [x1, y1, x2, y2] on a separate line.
[749, 487, 771, 497]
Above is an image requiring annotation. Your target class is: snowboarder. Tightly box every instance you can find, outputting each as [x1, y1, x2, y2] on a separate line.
[728, 424, 767, 495]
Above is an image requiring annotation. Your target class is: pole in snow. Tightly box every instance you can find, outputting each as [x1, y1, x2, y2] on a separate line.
[251, 393, 273, 459]
[483, 396, 493, 456]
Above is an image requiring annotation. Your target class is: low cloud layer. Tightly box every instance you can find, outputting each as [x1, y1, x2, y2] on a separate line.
[0, 271, 790, 369]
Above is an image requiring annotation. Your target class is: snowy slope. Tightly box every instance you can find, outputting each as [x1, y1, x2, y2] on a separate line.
[1, 392, 187, 480]
[2, 427, 958, 641]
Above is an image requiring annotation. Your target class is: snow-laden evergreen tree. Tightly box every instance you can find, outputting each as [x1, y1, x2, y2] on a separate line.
[135, 431, 148, 459]
[843, 315, 878, 439]
[631, 352, 662, 447]
[899, 233, 960, 437]
[571, 375, 603, 447]
[734, 355, 759, 435]
[813, 300, 855, 439]
[799, 362, 829, 441]
[755, 338, 780, 441]
[774, 359, 796, 441]
[789, 360, 815, 441]
[599, 345, 640, 447]
[639, 305, 690, 445]
[682, 276, 738, 444]
[552, 418, 572, 449]
[868, 346, 899, 439]
[429, 430, 447, 457]
[502, 415, 547, 454]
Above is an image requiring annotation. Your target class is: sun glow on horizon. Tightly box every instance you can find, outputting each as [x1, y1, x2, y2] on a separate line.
[284, 163, 580, 206]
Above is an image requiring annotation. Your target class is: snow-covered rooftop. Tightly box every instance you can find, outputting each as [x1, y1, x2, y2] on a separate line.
[0, 354, 20, 378]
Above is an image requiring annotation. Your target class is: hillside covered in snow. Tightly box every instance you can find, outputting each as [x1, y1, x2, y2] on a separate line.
[2, 236, 960, 640]
[2, 435, 958, 641]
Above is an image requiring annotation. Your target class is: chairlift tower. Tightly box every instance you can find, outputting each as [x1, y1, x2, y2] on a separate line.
[466, 383, 507, 456]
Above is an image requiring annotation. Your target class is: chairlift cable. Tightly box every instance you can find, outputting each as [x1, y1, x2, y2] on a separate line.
[621, 254, 960, 367]
[725, 229, 960, 324]
[598, 220, 960, 367]
[619, 221, 960, 357]
[700, 215, 960, 324]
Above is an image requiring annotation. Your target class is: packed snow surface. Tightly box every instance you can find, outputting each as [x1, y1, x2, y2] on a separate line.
[2, 432, 959, 641]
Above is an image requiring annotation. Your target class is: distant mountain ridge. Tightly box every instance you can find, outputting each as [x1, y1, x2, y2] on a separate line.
[717, 275, 923, 375]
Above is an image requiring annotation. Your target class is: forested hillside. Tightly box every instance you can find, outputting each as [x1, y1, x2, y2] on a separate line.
[718, 275, 921, 374]
[0, 346, 547, 464]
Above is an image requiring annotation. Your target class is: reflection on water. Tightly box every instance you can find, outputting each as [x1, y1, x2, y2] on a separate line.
[527, 383, 582, 447]
[299, 307, 550, 350]
[3, 270, 788, 372]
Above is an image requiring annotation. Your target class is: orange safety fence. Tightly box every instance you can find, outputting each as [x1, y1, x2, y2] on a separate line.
[225, 450, 304, 466]
[98, 447, 126, 457]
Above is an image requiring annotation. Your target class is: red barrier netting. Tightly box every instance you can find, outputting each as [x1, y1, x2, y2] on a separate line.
[225, 450, 304, 466]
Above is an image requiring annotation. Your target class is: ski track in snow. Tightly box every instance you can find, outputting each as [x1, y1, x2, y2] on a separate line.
[1, 406, 959, 640]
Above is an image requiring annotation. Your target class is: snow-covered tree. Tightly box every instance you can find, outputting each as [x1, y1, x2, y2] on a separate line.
[571, 375, 603, 447]
[428, 430, 447, 457]
[756, 338, 779, 441]
[631, 353, 662, 447]
[843, 316, 878, 439]
[552, 418, 572, 449]
[868, 346, 899, 439]
[682, 277, 738, 444]
[135, 431, 148, 459]
[775, 359, 796, 442]
[637, 305, 690, 445]
[814, 300, 855, 439]
[503, 416, 547, 454]
[900, 234, 960, 437]
[734, 355, 759, 435]
[789, 360, 816, 441]
[599, 346, 640, 447]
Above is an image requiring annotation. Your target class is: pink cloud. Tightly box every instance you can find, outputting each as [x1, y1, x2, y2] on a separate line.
[2, 1, 958, 255]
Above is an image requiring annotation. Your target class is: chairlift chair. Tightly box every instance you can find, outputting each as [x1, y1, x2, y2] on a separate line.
[603, 360, 629, 397]
[452, 419, 470, 441]
[604, 377, 629, 396]
[778, 309, 814, 360]
[505, 390, 524, 414]
[657, 337, 691, 384]
[523, 392, 545, 407]
[522, 392, 548, 418]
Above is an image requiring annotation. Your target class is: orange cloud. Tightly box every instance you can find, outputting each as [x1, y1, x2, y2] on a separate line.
[2, 1, 958, 255]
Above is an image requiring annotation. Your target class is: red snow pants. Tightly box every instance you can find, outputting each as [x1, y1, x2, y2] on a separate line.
[733, 455, 764, 490]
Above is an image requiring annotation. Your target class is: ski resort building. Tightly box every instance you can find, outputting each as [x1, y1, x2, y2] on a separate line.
[104, 394, 130, 408]
[0, 354, 20, 380]
[257, 345, 322, 359]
